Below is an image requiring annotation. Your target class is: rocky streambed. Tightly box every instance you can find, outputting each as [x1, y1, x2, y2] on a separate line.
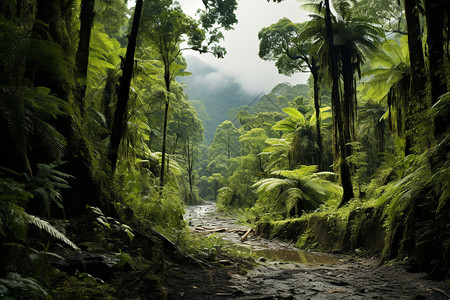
[182, 201, 450, 300]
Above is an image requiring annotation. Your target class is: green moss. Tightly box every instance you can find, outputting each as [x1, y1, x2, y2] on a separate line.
[257, 198, 386, 255]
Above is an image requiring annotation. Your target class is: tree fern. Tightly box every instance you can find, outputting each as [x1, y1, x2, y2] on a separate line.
[253, 165, 342, 217]
[260, 138, 292, 172]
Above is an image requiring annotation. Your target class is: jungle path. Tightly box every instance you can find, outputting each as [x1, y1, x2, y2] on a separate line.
[177, 201, 450, 300]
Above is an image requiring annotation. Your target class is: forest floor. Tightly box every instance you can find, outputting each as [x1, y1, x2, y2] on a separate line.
[167, 201, 450, 300]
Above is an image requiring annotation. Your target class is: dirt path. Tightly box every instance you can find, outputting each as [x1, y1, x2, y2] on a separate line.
[180, 202, 450, 300]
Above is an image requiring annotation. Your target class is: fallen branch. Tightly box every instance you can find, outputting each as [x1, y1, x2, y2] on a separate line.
[240, 228, 253, 241]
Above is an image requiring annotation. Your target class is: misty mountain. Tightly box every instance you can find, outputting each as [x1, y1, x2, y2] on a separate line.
[179, 55, 311, 143]
[179, 55, 258, 143]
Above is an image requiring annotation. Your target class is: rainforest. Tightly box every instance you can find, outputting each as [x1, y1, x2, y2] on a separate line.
[0, 0, 449, 299]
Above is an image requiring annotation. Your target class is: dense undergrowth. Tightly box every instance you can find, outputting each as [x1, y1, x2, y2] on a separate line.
[254, 131, 450, 280]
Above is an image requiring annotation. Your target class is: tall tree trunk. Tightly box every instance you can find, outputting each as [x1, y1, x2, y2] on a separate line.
[404, 0, 426, 155]
[160, 69, 171, 190]
[75, 0, 95, 113]
[324, 0, 354, 206]
[186, 137, 194, 202]
[423, 0, 448, 137]
[340, 46, 354, 159]
[312, 63, 323, 170]
[107, 0, 143, 173]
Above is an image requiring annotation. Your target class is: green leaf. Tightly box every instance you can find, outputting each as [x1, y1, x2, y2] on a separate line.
[282, 107, 306, 125]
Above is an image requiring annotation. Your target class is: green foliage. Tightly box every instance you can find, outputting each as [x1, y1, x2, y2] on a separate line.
[258, 18, 309, 75]
[115, 251, 133, 269]
[372, 131, 450, 275]
[117, 161, 185, 230]
[198, 0, 237, 30]
[270, 107, 325, 168]
[88, 206, 135, 243]
[261, 137, 292, 172]
[0, 0, 449, 287]
[24, 163, 73, 217]
[0, 173, 32, 240]
[209, 120, 240, 159]
[253, 84, 310, 114]
[0, 168, 78, 250]
[0, 272, 49, 300]
[351, 0, 406, 34]
[177, 232, 246, 262]
[252, 166, 342, 218]
[0, 84, 69, 174]
[180, 56, 256, 143]
[217, 165, 257, 208]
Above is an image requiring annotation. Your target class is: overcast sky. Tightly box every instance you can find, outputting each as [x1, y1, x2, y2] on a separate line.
[179, 0, 311, 94]
[127, 0, 312, 94]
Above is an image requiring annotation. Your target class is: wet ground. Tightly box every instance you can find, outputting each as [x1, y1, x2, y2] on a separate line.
[185, 201, 338, 265]
[184, 201, 450, 300]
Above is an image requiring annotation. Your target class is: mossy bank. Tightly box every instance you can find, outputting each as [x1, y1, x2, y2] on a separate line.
[256, 195, 449, 280]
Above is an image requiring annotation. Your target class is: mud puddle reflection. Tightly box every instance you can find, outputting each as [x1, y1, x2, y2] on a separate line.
[246, 247, 338, 264]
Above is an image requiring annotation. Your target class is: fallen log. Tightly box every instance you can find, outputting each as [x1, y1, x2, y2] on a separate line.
[192, 227, 252, 235]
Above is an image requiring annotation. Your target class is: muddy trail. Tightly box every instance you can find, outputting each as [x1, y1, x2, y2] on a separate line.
[177, 201, 450, 300]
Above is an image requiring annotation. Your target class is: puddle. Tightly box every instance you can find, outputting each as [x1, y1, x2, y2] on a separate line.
[247, 248, 338, 264]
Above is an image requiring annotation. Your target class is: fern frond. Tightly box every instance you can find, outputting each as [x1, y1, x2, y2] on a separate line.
[26, 215, 79, 250]
[252, 178, 287, 193]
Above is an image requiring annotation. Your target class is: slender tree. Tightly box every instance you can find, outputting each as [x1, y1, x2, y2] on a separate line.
[140, 0, 236, 189]
[107, 0, 143, 173]
[333, 10, 382, 156]
[323, 0, 354, 206]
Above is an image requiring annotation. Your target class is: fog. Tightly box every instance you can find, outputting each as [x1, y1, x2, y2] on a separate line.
[179, 0, 311, 94]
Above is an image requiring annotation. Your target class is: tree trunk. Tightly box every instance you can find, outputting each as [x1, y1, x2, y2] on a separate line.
[75, 0, 95, 113]
[404, 0, 426, 155]
[101, 69, 116, 134]
[324, 0, 354, 206]
[186, 137, 194, 202]
[312, 64, 323, 170]
[423, 0, 448, 137]
[340, 46, 354, 159]
[160, 70, 171, 190]
[107, 0, 143, 173]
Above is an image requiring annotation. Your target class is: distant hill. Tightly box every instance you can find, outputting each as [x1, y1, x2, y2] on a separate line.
[179, 55, 258, 143]
[251, 82, 310, 113]
[179, 55, 311, 143]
